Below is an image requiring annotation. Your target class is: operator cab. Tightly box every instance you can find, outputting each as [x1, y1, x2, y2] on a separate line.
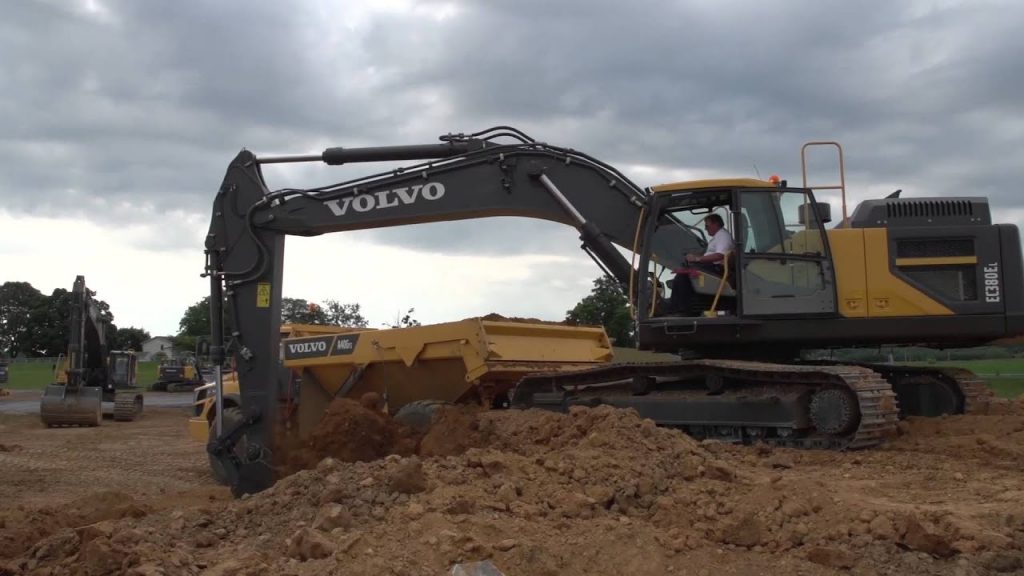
[637, 178, 837, 327]
[108, 351, 138, 390]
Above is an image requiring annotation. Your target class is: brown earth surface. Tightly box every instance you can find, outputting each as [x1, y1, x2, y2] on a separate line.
[2, 397, 1024, 576]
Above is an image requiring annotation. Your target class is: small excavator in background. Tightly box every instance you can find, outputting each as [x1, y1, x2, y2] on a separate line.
[152, 354, 206, 392]
[40, 276, 144, 426]
[0, 359, 9, 395]
[202, 127, 1024, 495]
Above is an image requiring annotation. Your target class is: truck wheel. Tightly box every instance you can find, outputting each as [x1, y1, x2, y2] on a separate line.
[208, 406, 244, 486]
[393, 400, 451, 434]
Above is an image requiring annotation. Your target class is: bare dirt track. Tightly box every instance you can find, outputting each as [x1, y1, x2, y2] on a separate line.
[2, 397, 1024, 576]
[0, 405, 229, 563]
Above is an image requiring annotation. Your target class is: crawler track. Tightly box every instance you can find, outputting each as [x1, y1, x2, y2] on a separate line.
[512, 360, 900, 450]
[809, 362, 993, 417]
[932, 367, 993, 414]
[113, 391, 144, 422]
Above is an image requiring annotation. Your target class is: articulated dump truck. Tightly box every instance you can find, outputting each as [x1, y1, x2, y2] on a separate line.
[191, 318, 611, 485]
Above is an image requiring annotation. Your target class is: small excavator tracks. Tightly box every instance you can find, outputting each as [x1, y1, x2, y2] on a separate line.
[113, 392, 144, 422]
[512, 360, 900, 450]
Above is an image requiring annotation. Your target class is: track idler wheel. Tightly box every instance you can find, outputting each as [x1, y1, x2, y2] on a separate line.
[113, 392, 144, 421]
[809, 388, 860, 436]
[892, 375, 960, 418]
[631, 375, 655, 396]
[705, 374, 726, 396]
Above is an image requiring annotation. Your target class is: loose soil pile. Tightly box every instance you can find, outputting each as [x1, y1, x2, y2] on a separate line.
[3, 395, 1023, 576]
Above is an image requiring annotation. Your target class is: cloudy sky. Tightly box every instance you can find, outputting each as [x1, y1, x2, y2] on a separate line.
[3, 0, 1023, 336]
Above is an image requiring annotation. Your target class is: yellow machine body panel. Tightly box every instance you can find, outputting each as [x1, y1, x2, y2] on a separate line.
[187, 323, 366, 443]
[54, 357, 69, 384]
[651, 178, 777, 194]
[827, 228, 955, 318]
[827, 228, 869, 317]
[282, 318, 612, 440]
[189, 319, 610, 443]
[285, 319, 610, 400]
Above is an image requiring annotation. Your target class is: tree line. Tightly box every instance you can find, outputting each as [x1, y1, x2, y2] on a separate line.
[1, 275, 626, 359]
[0, 280, 411, 359]
[0, 281, 149, 358]
[172, 296, 401, 353]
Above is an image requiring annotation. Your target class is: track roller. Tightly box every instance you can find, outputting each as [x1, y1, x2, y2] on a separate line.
[113, 392, 144, 422]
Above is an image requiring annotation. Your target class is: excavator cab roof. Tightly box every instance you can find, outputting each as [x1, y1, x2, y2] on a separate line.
[650, 178, 779, 194]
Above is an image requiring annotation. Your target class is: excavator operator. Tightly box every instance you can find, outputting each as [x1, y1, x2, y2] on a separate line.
[669, 213, 735, 315]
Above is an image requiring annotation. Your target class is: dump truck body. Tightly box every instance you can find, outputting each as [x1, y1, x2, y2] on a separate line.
[280, 318, 611, 440]
[190, 318, 611, 483]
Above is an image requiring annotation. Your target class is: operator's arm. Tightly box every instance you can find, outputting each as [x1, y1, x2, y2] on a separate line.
[686, 251, 724, 264]
[685, 229, 733, 264]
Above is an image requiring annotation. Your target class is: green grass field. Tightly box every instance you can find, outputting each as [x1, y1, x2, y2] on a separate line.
[906, 358, 1024, 399]
[611, 350, 1024, 399]
[2, 361, 159, 390]
[4, 355, 1022, 399]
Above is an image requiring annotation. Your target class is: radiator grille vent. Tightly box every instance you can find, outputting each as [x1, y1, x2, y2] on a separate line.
[886, 200, 974, 219]
[896, 239, 974, 258]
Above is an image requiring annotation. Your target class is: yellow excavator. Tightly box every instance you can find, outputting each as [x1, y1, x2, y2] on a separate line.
[152, 355, 205, 392]
[40, 276, 144, 426]
[201, 127, 1023, 495]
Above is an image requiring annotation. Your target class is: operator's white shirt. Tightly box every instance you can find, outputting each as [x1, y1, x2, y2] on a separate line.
[705, 228, 735, 257]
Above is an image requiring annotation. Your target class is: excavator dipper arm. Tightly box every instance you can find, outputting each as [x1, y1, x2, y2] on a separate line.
[204, 128, 692, 495]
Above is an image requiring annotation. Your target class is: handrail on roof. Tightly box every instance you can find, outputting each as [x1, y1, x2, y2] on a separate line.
[801, 141, 847, 222]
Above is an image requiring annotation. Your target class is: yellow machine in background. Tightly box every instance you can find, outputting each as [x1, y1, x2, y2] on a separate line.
[152, 355, 205, 392]
[40, 276, 144, 426]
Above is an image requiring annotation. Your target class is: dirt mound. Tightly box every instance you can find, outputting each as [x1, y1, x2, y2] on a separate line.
[0, 491, 149, 560]
[288, 400, 503, 472]
[889, 413, 1024, 470]
[7, 408, 1024, 575]
[418, 404, 495, 457]
[284, 398, 419, 472]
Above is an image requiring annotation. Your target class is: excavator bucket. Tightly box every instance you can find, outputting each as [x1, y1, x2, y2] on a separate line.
[40, 384, 103, 427]
[281, 317, 613, 439]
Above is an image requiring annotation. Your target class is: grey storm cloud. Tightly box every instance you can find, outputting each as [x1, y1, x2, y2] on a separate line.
[2, 0, 1023, 255]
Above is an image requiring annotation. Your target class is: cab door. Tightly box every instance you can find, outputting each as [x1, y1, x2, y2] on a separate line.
[736, 189, 837, 317]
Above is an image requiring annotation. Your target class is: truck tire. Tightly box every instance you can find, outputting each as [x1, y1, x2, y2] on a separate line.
[393, 400, 451, 434]
[208, 406, 244, 486]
